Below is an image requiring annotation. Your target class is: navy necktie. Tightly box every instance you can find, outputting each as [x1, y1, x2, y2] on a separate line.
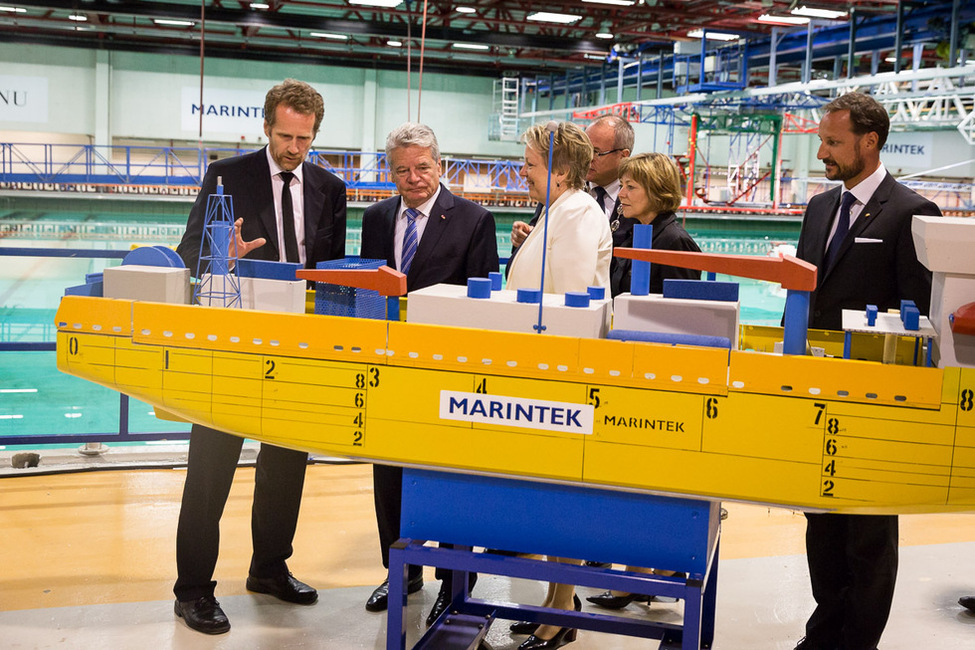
[823, 191, 856, 271]
[594, 186, 609, 216]
[401, 208, 419, 275]
[279, 171, 299, 263]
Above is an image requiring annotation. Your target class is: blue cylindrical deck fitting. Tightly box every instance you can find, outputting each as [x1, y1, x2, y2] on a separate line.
[565, 291, 590, 308]
[587, 286, 606, 301]
[209, 222, 234, 275]
[467, 277, 493, 299]
[517, 288, 542, 304]
[630, 223, 652, 296]
[488, 271, 502, 291]
[782, 289, 810, 356]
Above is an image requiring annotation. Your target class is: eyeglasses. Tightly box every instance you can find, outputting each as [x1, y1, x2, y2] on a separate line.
[593, 148, 624, 157]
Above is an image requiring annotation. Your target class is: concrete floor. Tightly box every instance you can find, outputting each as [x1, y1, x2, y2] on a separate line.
[1, 458, 974, 649]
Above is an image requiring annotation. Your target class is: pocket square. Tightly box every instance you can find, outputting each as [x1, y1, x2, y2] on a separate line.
[854, 237, 883, 244]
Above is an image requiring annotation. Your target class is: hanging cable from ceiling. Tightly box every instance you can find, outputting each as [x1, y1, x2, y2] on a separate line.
[403, 0, 430, 123]
[416, 0, 429, 122]
[405, 0, 412, 121]
[198, 0, 206, 141]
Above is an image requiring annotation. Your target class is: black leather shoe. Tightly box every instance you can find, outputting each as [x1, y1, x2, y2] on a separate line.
[585, 590, 650, 610]
[426, 586, 452, 626]
[246, 572, 318, 605]
[365, 574, 424, 612]
[961, 595, 975, 612]
[518, 626, 577, 650]
[174, 596, 230, 635]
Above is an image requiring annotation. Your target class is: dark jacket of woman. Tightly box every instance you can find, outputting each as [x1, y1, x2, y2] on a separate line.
[609, 211, 701, 298]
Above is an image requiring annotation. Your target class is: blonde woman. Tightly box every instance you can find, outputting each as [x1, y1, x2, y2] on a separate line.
[506, 122, 612, 296]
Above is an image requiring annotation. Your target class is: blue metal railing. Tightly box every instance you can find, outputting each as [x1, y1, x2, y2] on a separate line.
[0, 142, 529, 193]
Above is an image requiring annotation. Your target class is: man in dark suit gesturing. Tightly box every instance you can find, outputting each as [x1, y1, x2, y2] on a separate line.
[172, 79, 347, 635]
[360, 122, 499, 622]
[793, 92, 941, 650]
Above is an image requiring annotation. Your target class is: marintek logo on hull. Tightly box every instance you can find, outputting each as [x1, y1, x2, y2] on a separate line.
[439, 390, 594, 435]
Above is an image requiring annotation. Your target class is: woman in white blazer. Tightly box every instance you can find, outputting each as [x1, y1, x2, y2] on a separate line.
[506, 122, 612, 296]
[506, 122, 610, 650]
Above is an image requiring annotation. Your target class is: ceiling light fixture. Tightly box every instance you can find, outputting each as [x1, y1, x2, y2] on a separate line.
[68, 13, 87, 21]
[527, 12, 582, 25]
[595, 32, 614, 40]
[582, 0, 635, 6]
[310, 32, 349, 40]
[250, 2, 270, 8]
[0, 5, 27, 12]
[456, 6, 476, 13]
[757, 14, 810, 25]
[453, 42, 489, 50]
[388, 40, 403, 47]
[687, 29, 739, 41]
[153, 18, 195, 27]
[791, 6, 848, 20]
[348, 0, 403, 7]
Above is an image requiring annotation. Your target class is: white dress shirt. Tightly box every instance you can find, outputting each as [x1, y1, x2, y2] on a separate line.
[266, 147, 306, 266]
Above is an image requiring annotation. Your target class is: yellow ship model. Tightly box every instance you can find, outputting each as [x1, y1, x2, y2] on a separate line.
[55, 215, 975, 516]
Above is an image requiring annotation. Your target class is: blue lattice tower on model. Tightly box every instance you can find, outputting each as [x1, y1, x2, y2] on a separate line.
[315, 257, 387, 319]
[194, 178, 242, 308]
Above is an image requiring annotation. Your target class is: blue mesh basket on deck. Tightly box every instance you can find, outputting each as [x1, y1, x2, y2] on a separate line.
[314, 257, 387, 320]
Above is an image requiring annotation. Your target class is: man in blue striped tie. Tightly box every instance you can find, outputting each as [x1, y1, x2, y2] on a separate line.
[359, 122, 499, 623]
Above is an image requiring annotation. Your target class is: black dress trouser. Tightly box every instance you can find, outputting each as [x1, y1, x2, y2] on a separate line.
[374, 463, 473, 588]
[804, 512, 898, 650]
[173, 424, 308, 601]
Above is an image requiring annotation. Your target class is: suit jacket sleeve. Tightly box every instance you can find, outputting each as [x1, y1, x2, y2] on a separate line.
[794, 189, 835, 273]
[177, 151, 280, 275]
[177, 166, 222, 275]
[323, 171, 348, 262]
[649, 242, 702, 293]
[894, 191, 940, 315]
[305, 167, 348, 264]
[465, 208, 501, 280]
[359, 200, 395, 265]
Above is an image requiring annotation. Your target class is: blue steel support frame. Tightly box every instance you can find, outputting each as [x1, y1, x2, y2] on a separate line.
[389, 469, 720, 650]
[525, 2, 969, 99]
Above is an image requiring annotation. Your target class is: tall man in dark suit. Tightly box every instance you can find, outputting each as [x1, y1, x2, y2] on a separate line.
[793, 92, 941, 650]
[509, 115, 634, 263]
[360, 122, 499, 622]
[172, 79, 347, 635]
